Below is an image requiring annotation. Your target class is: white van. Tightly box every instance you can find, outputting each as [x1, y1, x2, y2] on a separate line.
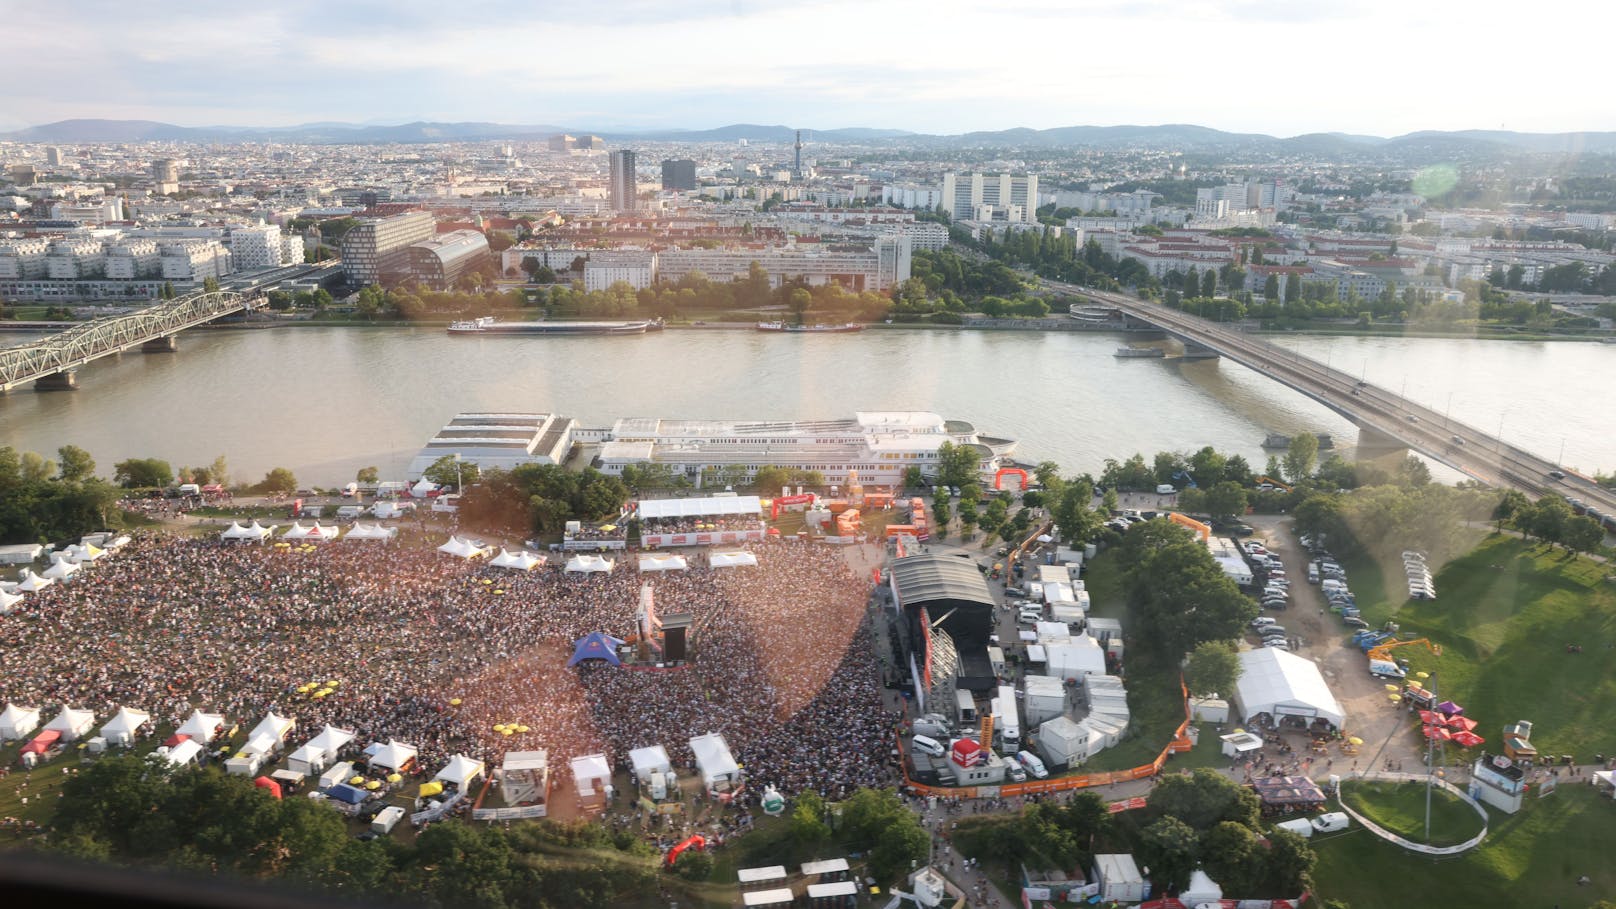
[911, 735, 945, 758]
[1312, 812, 1350, 833]
[1274, 818, 1314, 838]
[1156, 484, 1176, 495]
[913, 717, 951, 739]
[1016, 751, 1049, 779]
[371, 805, 406, 834]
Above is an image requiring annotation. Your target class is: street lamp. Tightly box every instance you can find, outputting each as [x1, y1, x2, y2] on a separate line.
[453, 453, 463, 491]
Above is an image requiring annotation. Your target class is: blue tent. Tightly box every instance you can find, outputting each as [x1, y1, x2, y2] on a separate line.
[567, 632, 626, 667]
[327, 783, 367, 805]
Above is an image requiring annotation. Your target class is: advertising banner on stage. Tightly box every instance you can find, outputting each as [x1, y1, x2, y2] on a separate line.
[642, 530, 765, 548]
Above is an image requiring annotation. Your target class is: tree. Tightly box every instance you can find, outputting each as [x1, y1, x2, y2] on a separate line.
[1259, 828, 1317, 895]
[1188, 446, 1227, 488]
[1282, 433, 1319, 484]
[20, 451, 56, 483]
[1492, 489, 1530, 532]
[422, 454, 478, 489]
[202, 276, 220, 293]
[1119, 522, 1258, 656]
[208, 455, 229, 488]
[1147, 769, 1262, 831]
[258, 467, 298, 495]
[1184, 640, 1242, 698]
[56, 445, 95, 482]
[356, 466, 380, 485]
[1204, 481, 1248, 520]
[1200, 821, 1262, 896]
[867, 820, 929, 888]
[1137, 816, 1199, 893]
[1263, 273, 1280, 301]
[904, 466, 925, 490]
[787, 287, 813, 324]
[1527, 496, 1572, 547]
[1102, 487, 1119, 514]
[789, 790, 830, 853]
[935, 441, 981, 489]
[1563, 514, 1605, 557]
[672, 848, 714, 881]
[1284, 273, 1300, 305]
[113, 457, 174, 489]
[1201, 268, 1216, 299]
[752, 465, 793, 494]
[1052, 477, 1099, 545]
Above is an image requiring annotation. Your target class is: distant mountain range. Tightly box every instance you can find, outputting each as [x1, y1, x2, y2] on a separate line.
[7, 118, 1616, 155]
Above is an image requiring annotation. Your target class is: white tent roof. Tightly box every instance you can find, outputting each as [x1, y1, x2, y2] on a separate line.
[435, 754, 486, 786]
[501, 750, 549, 772]
[177, 709, 226, 743]
[98, 707, 151, 740]
[437, 536, 488, 559]
[16, 571, 52, 592]
[570, 753, 611, 784]
[166, 739, 204, 766]
[629, 745, 672, 778]
[283, 522, 339, 542]
[221, 521, 274, 541]
[343, 523, 397, 542]
[45, 707, 95, 738]
[564, 554, 614, 573]
[63, 542, 106, 563]
[364, 739, 419, 771]
[490, 549, 542, 570]
[689, 732, 740, 784]
[1234, 647, 1346, 729]
[0, 588, 22, 613]
[287, 743, 325, 768]
[411, 478, 440, 497]
[709, 550, 758, 569]
[249, 712, 295, 744]
[638, 553, 687, 572]
[307, 724, 355, 757]
[1183, 869, 1223, 904]
[1045, 638, 1107, 680]
[41, 559, 80, 580]
[0, 703, 41, 740]
[638, 495, 761, 519]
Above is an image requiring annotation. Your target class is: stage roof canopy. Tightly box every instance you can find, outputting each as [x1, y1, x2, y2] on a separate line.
[889, 553, 996, 609]
[638, 496, 761, 520]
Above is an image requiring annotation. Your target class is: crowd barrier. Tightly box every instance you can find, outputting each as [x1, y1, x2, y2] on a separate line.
[1138, 896, 1306, 909]
[411, 789, 465, 826]
[1334, 771, 1490, 855]
[471, 804, 548, 821]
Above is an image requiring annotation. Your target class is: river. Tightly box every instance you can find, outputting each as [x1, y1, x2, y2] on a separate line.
[0, 326, 1610, 486]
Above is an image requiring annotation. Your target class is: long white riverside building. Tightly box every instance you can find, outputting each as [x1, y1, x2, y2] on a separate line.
[595, 411, 1016, 487]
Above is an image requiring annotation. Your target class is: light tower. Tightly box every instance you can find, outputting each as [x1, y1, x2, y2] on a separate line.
[794, 130, 804, 179]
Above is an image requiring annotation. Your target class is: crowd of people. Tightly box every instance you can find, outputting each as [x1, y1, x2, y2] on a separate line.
[0, 533, 897, 802]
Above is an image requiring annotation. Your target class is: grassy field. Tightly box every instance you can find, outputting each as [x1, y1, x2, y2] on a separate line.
[1338, 779, 1485, 847]
[1314, 784, 1616, 909]
[1342, 535, 1616, 757]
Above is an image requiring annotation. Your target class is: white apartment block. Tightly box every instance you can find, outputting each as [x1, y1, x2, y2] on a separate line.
[941, 173, 1039, 223]
[47, 239, 106, 279]
[226, 224, 293, 270]
[583, 251, 656, 291]
[49, 198, 124, 224]
[104, 240, 162, 279]
[159, 240, 233, 281]
[658, 236, 912, 292]
[0, 238, 51, 279]
[882, 182, 945, 211]
[893, 222, 949, 251]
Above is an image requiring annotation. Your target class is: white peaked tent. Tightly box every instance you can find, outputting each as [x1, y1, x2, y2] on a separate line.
[41, 559, 80, 581]
[283, 522, 339, 543]
[564, 554, 614, 573]
[176, 709, 227, 744]
[690, 733, 741, 787]
[0, 703, 41, 741]
[570, 753, 612, 796]
[434, 754, 486, 788]
[63, 543, 106, 564]
[1233, 647, 1347, 730]
[343, 523, 397, 542]
[0, 588, 23, 613]
[410, 478, 439, 498]
[437, 536, 487, 559]
[709, 550, 758, 569]
[165, 739, 204, 766]
[638, 553, 687, 572]
[45, 707, 95, 741]
[364, 739, 419, 772]
[490, 549, 542, 571]
[16, 570, 52, 593]
[1182, 870, 1223, 905]
[247, 712, 296, 749]
[98, 707, 152, 746]
[629, 745, 672, 783]
[306, 724, 356, 761]
[287, 743, 327, 775]
[221, 521, 274, 543]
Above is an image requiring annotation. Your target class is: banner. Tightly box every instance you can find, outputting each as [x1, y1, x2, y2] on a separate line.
[471, 804, 548, 821]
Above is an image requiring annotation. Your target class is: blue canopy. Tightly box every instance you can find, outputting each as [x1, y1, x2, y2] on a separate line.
[327, 783, 367, 804]
[567, 632, 626, 667]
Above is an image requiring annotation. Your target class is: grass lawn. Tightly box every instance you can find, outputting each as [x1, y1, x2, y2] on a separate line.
[1345, 536, 1616, 757]
[1313, 784, 1616, 909]
[1338, 779, 1485, 847]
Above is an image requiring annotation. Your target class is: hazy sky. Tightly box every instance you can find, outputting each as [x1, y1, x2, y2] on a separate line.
[6, 0, 1608, 136]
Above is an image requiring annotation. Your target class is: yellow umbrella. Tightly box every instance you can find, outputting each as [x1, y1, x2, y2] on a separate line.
[1415, 671, 1430, 679]
[449, 698, 463, 707]
[312, 690, 328, 699]
[1388, 693, 1402, 702]
[493, 724, 507, 734]
[1384, 684, 1400, 692]
[350, 776, 365, 785]
[493, 589, 504, 595]
[1232, 728, 1244, 735]
[600, 524, 616, 532]
[480, 578, 492, 585]
[516, 724, 530, 734]
[326, 680, 341, 687]
[297, 684, 313, 693]
[365, 780, 381, 791]
[1349, 737, 1364, 746]
[500, 728, 513, 736]
[419, 781, 444, 798]
[387, 773, 402, 783]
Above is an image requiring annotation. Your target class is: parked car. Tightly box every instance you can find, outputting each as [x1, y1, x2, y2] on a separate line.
[1251, 617, 1278, 628]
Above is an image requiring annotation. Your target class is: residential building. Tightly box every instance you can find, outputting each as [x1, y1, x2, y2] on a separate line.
[0, 238, 51, 279]
[404, 229, 491, 290]
[226, 224, 293, 270]
[575, 134, 605, 151]
[656, 236, 911, 292]
[159, 240, 232, 282]
[104, 240, 162, 279]
[152, 158, 179, 194]
[339, 210, 435, 286]
[661, 159, 697, 192]
[49, 198, 123, 224]
[583, 250, 656, 292]
[548, 134, 576, 153]
[610, 150, 639, 212]
[44, 147, 63, 167]
[47, 239, 106, 279]
[941, 173, 1039, 223]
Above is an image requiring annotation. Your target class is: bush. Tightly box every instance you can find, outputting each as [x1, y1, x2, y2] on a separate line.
[671, 849, 714, 881]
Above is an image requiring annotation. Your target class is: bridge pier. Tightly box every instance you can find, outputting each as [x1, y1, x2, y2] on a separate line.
[1355, 423, 1408, 455]
[1178, 341, 1221, 361]
[142, 335, 178, 353]
[34, 370, 78, 391]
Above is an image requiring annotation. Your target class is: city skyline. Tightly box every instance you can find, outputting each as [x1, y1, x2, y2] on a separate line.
[5, 0, 1611, 137]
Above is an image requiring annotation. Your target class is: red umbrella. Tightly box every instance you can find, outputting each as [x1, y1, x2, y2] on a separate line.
[1447, 716, 1478, 732]
[1423, 725, 1452, 740]
[1418, 710, 1442, 724]
[1451, 731, 1485, 748]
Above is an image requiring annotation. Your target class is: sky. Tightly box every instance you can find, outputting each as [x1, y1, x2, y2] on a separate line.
[5, 0, 1611, 137]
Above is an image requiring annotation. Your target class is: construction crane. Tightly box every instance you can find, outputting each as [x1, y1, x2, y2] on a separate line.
[1367, 637, 1442, 665]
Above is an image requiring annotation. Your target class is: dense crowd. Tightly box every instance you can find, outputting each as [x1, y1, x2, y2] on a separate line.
[0, 534, 896, 800]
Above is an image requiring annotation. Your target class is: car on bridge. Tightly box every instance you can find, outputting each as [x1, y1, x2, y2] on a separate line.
[1548, 469, 1566, 481]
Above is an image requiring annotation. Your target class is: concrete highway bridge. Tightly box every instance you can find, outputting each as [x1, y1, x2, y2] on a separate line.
[1048, 280, 1616, 516]
[0, 289, 261, 392]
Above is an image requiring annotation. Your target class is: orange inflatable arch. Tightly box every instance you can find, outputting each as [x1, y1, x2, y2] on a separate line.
[994, 467, 1029, 490]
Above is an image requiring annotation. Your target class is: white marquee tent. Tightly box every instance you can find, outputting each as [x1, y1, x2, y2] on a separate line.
[282, 522, 339, 543]
[690, 733, 741, 787]
[15, 571, 52, 593]
[0, 588, 22, 613]
[435, 754, 486, 788]
[98, 707, 152, 746]
[1182, 870, 1223, 905]
[221, 521, 274, 543]
[1233, 647, 1346, 730]
[638, 553, 687, 572]
[63, 543, 106, 564]
[306, 725, 356, 761]
[490, 549, 542, 571]
[638, 496, 762, 520]
[708, 550, 758, 569]
[165, 739, 203, 766]
[564, 554, 614, 574]
[0, 703, 41, 741]
[629, 745, 673, 784]
[570, 753, 612, 796]
[410, 478, 440, 498]
[287, 743, 328, 776]
[247, 712, 296, 751]
[45, 707, 95, 741]
[364, 739, 419, 772]
[343, 523, 397, 542]
[41, 558, 80, 581]
[437, 536, 489, 560]
[176, 709, 227, 744]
